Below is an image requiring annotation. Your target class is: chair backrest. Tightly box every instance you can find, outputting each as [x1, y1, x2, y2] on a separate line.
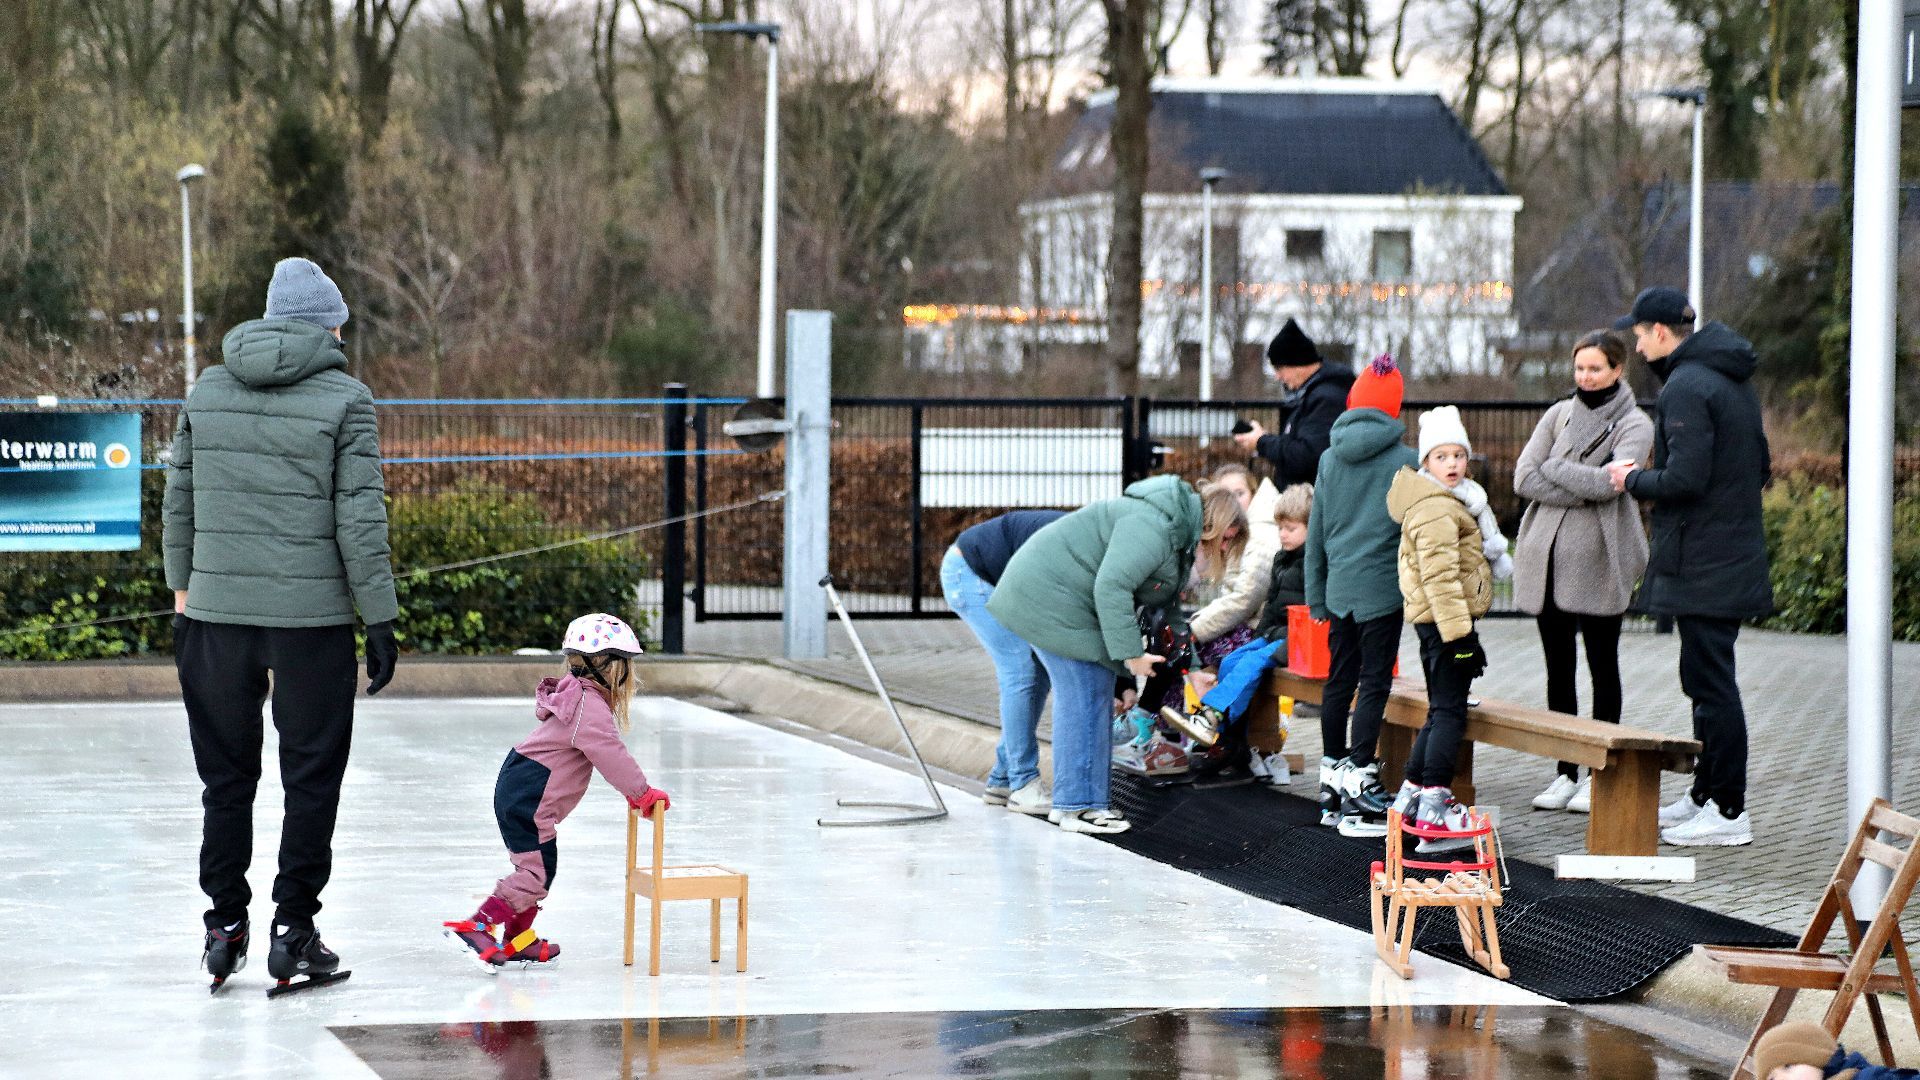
[1803, 799, 1920, 959]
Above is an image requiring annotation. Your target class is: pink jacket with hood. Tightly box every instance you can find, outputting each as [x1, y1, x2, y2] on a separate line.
[514, 673, 651, 841]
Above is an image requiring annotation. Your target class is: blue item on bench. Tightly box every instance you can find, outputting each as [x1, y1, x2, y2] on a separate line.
[1202, 636, 1288, 723]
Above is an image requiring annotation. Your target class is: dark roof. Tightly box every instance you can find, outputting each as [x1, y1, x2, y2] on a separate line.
[1518, 181, 1920, 333]
[1043, 80, 1510, 199]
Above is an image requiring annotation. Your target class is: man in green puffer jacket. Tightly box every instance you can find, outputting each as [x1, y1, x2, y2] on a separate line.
[162, 256, 398, 989]
[988, 474, 1201, 835]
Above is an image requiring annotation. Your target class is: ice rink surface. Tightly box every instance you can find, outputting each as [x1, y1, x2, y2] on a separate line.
[0, 692, 1547, 1078]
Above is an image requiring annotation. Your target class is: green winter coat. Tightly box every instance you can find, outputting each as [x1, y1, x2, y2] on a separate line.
[987, 474, 1202, 673]
[162, 319, 399, 627]
[1304, 408, 1419, 622]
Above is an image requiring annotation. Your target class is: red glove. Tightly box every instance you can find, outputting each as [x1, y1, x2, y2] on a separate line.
[628, 787, 671, 817]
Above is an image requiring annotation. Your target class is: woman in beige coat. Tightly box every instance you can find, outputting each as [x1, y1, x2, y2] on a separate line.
[1512, 330, 1655, 814]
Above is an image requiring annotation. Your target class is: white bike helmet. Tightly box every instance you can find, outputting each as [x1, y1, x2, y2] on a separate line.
[561, 613, 643, 658]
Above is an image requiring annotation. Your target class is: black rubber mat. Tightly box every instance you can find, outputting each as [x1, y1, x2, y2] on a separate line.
[1098, 773, 1793, 1002]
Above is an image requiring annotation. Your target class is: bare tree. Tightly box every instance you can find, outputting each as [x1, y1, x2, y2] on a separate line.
[454, 0, 534, 159]
[1102, 0, 1152, 395]
[350, 0, 421, 147]
[589, 0, 622, 166]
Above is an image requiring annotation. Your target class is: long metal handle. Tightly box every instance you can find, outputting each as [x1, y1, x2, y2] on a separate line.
[816, 575, 949, 827]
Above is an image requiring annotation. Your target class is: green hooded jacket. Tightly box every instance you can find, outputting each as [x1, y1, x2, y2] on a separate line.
[986, 474, 1202, 673]
[1304, 408, 1419, 622]
[161, 318, 399, 627]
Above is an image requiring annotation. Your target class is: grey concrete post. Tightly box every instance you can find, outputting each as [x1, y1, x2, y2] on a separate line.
[782, 310, 831, 659]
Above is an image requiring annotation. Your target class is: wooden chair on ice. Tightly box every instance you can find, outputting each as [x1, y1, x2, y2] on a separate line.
[624, 806, 748, 976]
[1371, 806, 1509, 981]
[1696, 797, 1920, 1080]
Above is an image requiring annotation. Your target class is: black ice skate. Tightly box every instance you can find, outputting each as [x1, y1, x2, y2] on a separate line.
[203, 919, 248, 995]
[265, 923, 352, 999]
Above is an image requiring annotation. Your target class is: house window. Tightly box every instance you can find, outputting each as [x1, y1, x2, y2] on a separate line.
[1372, 230, 1412, 279]
[1285, 229, 1325, 263]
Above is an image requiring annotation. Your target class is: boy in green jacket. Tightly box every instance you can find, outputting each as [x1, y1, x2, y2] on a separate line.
[1304, 355, 1417, 837]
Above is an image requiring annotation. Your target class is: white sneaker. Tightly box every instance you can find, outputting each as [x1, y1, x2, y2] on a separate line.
[1532, 774, 1578, 811]
[1051, 808, 1132, 835]
[1662, 802, 1751, 847]
[1566, 776, 1592, 814]
[1261, 751, 1293, 786]
[1006, 779, 1051, 816]
[1248, 751, 1271, 782]
[1659, 791, 1708, 827]
[982, 785, 1011, 807]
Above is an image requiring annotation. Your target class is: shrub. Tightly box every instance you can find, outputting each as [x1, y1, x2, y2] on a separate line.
[0, 474, 173, 661]
[1762, 477, 1920, 639]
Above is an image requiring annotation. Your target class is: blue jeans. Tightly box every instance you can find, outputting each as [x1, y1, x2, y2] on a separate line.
[1201, 636, 1287, 723]
[1030, 644, 1115, 813]
[941, 547, 1048, 791]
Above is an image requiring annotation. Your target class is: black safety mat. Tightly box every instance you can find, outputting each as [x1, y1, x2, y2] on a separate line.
[1099, 773, 1793, 1002]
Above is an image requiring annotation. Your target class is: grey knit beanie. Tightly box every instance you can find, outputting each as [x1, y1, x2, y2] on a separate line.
[264, 257, 349, 329]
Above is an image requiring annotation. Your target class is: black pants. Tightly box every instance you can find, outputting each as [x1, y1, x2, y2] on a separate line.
[1408, 623, 1476, 787]
[1536, 598, 1624, 778]
[1677, 615, 1748, 816]
[1320, 611, 1403, 766]
[176, 618, 358, 930]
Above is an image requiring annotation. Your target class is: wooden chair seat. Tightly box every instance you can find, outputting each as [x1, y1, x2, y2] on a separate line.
[1695, 944, 1910, 994]
[624, 807, 748, 976]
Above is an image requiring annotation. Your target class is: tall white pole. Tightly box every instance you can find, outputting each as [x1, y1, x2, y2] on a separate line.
[756, 38, 781, 400]
[1688, 100, 1705, 323]
[1847, 0, 1900, 909]
[180, 182, 197, 394]
[1199, 182, 1214, 404]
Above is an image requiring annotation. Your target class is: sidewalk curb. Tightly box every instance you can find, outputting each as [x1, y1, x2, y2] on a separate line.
[10, 652, 1895, 1061]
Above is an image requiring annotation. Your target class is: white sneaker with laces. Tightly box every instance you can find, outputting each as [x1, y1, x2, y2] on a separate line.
[1659, 791, 1708, 827]
[1052, 808, 1132, 835]
[1662, 802, 1751, 847]
[1532, 774, 1578, 811]
[1006, 779, 1051, 816]
[1566, 776, 1592, 814]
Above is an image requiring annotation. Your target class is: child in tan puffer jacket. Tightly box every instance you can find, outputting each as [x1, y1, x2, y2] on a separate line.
[1384, 406, 1501, 854]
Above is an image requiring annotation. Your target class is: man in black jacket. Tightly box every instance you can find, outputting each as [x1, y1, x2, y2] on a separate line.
[1606, 286, 1772, 848]
[1232, 318, 1355, 488]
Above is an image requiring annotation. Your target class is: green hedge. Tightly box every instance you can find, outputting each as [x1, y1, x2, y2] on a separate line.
[1762, 477, 1920, 639]
[0, 479, 649, 661]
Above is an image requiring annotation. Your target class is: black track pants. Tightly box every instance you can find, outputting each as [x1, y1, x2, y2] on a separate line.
[176, 617, 357, 930]
[1676, 615, 1748, 817]
[1318, 611, 1403, 766]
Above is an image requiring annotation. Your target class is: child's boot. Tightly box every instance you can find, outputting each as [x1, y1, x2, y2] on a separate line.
[500, 904, 561, 968]
[1412, 787, 1477, 855]
[442, 896, 513, 974]
[1161, 703, 1225, 748]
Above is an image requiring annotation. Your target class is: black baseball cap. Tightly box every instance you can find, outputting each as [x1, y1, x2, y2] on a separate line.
[1612, 286, 1697, 331]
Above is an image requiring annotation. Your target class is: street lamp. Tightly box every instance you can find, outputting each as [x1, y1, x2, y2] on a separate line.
[696, 21, 782, 399]
[177, 164, 206, 394]
[1198, 167, 1227, 409]
[1642, 88, 1706, 322]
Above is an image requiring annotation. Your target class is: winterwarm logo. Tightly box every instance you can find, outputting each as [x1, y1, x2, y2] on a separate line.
[103, 443, 132, 468]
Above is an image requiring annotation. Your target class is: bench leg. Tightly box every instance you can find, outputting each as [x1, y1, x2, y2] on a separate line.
[1243, 689, 1281, 754]
[1588, 749, 1662, 856]
[1377, 725, 1413, 791]
[1451, 740, 1476, 807]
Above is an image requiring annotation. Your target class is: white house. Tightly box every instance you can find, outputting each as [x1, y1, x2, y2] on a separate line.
[909, 77, 1523, 381]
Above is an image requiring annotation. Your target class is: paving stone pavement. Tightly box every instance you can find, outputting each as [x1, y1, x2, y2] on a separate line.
[684, 616, 1920, 935]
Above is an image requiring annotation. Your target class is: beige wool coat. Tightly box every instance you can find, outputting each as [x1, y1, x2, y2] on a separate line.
[1510, 388, 1655, 617]
[1387, 468, 1493, 643]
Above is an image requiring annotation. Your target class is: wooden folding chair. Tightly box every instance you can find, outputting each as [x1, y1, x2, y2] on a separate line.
[1696, 798, 1920, 1079]
[1370, 806, 1509, 981]
[623, 806, 748, 977]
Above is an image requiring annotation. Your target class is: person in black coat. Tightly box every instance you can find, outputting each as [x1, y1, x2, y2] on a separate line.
[1233, 318, 1355, 489]
[1606, 286, 1772, 849]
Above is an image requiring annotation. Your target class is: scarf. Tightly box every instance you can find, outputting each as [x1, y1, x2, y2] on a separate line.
[1419, 470, 1515, 582]
[1575, 382, 1623, 410]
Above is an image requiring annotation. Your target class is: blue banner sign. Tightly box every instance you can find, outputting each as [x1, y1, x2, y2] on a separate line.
[0, 412, 142, 551]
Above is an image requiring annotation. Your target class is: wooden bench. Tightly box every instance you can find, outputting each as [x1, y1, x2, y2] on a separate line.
[1243, 668, 1699, 857]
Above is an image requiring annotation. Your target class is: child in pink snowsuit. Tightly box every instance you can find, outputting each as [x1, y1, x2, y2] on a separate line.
[444, 613, 670, 971]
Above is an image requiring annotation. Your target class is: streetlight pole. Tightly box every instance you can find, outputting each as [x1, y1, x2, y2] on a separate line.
[1642, 88, 1707, 321]
[1846, 0, 1901, 909]
[696, 21, 782, 399]
[1198, 168, 1226, 408]
[177, 164, 206, 394]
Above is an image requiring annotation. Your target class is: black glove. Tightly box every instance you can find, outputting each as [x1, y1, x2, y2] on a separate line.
[1446, 630, 1487, 680]
[364, 621, 399, 695]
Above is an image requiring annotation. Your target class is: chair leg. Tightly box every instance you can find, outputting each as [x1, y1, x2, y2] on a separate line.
[1865, 994, 1895, 1066]
[711, 899, 722, 963]
[736, 882, 749, 973]
[1730, 988, 1798, 1080]
[649, 896, 663, 977]
[624, 885, 636, 967]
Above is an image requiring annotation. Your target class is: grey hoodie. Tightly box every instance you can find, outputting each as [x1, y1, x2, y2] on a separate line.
[162, 318, 398, 627]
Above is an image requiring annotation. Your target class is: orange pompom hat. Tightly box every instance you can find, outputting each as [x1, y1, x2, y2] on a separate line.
[1346, 353, 1404, 418]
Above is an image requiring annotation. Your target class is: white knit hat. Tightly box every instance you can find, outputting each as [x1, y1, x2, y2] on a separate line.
[1418, 405, 1472, 462]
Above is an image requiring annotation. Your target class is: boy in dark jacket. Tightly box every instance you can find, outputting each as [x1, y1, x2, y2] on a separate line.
[1306, 355, 1418, 836]
[1606, 286, 1771, 849]
[1161, 483, 1311, 769]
